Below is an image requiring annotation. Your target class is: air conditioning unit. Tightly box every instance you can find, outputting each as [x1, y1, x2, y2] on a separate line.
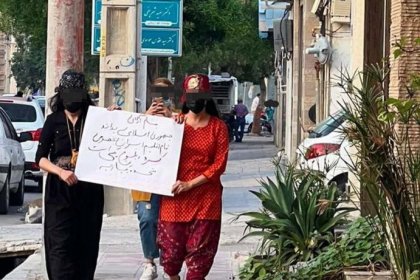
[331, 0, 351, 23]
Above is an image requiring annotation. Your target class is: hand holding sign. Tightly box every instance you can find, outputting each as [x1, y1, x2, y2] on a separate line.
[75, 106, 184, 196]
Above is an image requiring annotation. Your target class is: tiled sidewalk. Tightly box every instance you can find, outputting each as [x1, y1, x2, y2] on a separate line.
[3, 135, 275, 280]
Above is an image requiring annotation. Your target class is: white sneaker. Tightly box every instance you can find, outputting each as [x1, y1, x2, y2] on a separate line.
[140, 263, 158, 280]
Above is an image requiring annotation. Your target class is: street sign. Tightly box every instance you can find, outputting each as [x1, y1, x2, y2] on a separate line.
[93, 0, 102, 24]
[91, 0, 102, 55]
[140, 0, 183, 57]
[141, 28, 181, 56]
[92, 0, 183, 56]
[142, 0, 181, 28]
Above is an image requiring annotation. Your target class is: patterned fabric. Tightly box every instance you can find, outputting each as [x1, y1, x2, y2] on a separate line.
[59, 69, 85, 89]
[157, 220, 221, 279]
[234, 103, 249, 118]
[160, 117, 229, 222]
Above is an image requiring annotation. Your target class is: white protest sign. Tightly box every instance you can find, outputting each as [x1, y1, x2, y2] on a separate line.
[75, 106, 184, 196]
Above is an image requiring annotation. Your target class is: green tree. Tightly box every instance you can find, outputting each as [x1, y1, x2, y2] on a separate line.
[0, 0, 272, 91]
[0, 0, 98, 91]
[175, 0, 273, 83]
[0, 0, 47, 91]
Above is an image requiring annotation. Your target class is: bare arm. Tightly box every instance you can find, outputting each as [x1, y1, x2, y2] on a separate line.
[39, 158, 78, 186]
[172, 175, 208, 195]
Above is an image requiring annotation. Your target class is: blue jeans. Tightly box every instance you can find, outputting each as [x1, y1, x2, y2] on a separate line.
[235, 117, 246, 141]
[136, 194, 160, 260]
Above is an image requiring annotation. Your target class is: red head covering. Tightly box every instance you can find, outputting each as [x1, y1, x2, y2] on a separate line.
[183, 74, 210, 94]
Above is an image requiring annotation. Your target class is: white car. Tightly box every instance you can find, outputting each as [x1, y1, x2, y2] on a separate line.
[296, 110, 350, 195]
[0, 107, 32, 214]
[32, 95, 46, 116]
[0, 97, 45, 192]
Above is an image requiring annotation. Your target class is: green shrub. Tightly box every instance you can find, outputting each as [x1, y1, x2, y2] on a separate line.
[281, 217, 390, 280]
[237, 164, 354, 277]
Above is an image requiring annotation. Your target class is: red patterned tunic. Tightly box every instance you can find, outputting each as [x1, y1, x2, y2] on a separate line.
[160, 116, 229, 222]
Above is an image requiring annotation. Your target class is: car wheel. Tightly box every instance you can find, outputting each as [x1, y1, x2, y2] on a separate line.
[10, 173, 25, 206]
[0, 175, 10, 214]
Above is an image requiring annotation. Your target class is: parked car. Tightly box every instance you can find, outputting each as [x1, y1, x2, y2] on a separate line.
[0, 107, 32, 214]
[0, 97, 45, 192]
[32, 95, 46, 116]
[296, 110, 350, 195]
[1, 93, 16, 97]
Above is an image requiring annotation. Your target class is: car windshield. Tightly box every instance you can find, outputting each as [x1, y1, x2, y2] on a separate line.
[0, 103, 37, 122]
[308, 111, 345, 138]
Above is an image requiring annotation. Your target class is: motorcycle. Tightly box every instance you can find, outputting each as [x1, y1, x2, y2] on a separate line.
[246, 113, 272, 134]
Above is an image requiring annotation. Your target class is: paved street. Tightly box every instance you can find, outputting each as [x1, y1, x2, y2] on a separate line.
[0, 180, 42, 226]
[2, 134, 278, 280]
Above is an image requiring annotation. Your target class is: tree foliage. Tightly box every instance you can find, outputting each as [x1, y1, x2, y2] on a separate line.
[0, 0, 98, 91]
[176, 0, 273, 82]
[0, 0, 272, 90]
[0, 0, 47, 90]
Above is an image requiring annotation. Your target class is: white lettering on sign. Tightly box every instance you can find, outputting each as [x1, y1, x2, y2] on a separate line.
[75, 106, 184, 196]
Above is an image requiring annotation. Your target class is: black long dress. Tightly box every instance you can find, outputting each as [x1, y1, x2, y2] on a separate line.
[35, 110, 104, 280]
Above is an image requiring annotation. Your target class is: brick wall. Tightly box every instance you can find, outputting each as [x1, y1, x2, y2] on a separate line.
[290, 0, 318, 158]
[389, 0, 420, 151]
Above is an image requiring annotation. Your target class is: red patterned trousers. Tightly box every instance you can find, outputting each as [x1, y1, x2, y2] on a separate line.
[157, 219, 221, 280]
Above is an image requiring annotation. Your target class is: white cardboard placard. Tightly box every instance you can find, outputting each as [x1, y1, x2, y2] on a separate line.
[75, 106, 184, 196]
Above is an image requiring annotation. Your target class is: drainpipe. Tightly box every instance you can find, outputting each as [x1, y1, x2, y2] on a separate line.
[314, 61, 321, 123]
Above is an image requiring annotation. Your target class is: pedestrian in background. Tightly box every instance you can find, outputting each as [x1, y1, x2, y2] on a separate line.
[233, 99, 248, 142]
[158, 75, 229, 280]
[36, 70, 104, 280]
[132, 77, 175, 280]
[251, 93, 260, 114]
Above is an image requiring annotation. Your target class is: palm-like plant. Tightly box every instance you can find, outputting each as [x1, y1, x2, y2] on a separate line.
[337, 64, 420, 279]
[238, 163, 354, 272]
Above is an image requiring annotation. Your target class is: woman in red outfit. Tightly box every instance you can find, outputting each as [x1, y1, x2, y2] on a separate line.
[157, 91, 229, 280]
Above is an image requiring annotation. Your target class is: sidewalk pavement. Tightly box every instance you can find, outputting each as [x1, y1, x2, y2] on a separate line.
[3, 135, 278, 280]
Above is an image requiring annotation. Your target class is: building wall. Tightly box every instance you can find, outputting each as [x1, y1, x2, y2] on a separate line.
[389, 0, 420, 150]
[285, 0, 318, 160]
[325, 21, 352, 115]
[0, 33, 7, 94]
[0, 33, 17, 94]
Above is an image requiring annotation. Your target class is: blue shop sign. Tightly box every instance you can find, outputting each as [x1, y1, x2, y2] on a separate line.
[142, 0, 181, 28]
[141, 28, 182, 56]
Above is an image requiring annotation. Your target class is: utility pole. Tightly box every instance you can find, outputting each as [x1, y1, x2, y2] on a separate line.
[44, 0, 86, 276]
[45, 0, 85, 113]
[99, 0, 137, 216]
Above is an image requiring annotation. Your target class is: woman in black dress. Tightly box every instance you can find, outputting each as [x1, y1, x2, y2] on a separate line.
[35, 70, 104, 280]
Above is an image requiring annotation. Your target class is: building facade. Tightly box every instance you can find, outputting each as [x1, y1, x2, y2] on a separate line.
[0, 32, 17, 94]
[272, 0, 417, 160]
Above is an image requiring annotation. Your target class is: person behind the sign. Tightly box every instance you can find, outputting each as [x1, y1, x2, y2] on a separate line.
[158, 74, 229, 280]
[132, 77, 175, 280]
[35, 69, 104, 280]
[233, 98, 249, 142]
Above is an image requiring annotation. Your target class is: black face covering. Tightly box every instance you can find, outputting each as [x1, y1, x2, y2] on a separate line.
[64, 102, 83, 113]
[61, 88, 87, 113]
[184, 99, 206, 114]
